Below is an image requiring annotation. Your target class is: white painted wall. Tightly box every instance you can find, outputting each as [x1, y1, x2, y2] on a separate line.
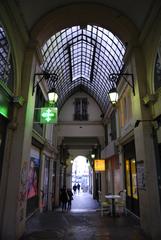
[59, 91, 102, 122]
[57, 92, 104, 144]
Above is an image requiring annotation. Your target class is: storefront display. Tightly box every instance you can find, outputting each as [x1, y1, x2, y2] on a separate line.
[124, 140, 140, 216]
[26, 146, 40, 216]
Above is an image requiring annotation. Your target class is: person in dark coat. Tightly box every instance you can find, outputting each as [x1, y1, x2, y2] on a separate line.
[73, 184, 77, 194]
[77, 183, 80, 194]
[60, 186, 68, 212]
[67, 188, 73, 210]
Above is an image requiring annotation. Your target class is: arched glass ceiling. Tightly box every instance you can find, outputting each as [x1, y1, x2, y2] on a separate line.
[41, 25, 126, 113]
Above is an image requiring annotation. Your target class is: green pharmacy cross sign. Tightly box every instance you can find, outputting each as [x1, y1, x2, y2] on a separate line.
[40, 107, 58, 124]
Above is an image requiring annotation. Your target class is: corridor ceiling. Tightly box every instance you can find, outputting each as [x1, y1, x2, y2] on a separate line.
[41, 25, 125, 112]
[13, 0, 154, 112]
[15, 0, 153, 30]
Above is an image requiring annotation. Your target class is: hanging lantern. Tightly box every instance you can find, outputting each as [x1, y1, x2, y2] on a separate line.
[91, 153, 95, 159]
[48, 87, 58, 103]
[108, 87, 118, 105]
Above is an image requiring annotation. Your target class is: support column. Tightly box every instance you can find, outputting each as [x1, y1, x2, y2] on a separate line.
[135, 122, 161, 239]
[132, 47, 161, 239]
[1, 45, 37, 239]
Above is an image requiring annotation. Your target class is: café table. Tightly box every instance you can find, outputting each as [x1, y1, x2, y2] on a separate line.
[105, 194, 121, 217]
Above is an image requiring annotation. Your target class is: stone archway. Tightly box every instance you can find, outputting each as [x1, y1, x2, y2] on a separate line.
[30, 3, 139, 49]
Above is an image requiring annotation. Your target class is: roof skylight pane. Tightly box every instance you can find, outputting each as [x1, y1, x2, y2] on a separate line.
[70, 40, 94, 81]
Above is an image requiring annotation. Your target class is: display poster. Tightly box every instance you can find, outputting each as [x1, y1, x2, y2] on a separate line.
[137, 161, 146, 190]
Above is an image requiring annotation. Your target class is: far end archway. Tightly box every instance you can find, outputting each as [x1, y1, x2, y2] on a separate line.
[72, 155, 91, 194]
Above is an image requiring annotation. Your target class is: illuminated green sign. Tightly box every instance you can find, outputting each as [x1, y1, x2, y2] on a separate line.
[40, 107, 58, 124]
[0, 92, 9, 118]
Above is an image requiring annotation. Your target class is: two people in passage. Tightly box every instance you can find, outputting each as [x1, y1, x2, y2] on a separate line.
[73, 183, 80, 194]
[60, 186, 73, 212]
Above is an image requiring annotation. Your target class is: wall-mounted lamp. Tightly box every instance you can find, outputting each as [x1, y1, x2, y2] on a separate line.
[108, 87, 118, 105]
[91, 153, 95, 159]
[32, 71, 58, 103]
[48, 87, 58, 103]
[108, 73, 135, 104]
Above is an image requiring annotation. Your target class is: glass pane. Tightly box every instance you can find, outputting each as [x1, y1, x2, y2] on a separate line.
[125, 160, 131, 197]
[0, 25, 13, 91]
[154, 53, 161, 90]
[131, 159, 138, 199]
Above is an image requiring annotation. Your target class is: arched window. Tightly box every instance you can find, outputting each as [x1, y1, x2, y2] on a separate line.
[154, 51, 161, 91]
[0, 24, 13, 92]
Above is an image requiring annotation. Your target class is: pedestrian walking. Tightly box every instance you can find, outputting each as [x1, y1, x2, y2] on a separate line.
[60, 186, 68, 212]
[73, 184, 77, 194]
[67, 188, 74, 210]
[77, 183, 80, 194]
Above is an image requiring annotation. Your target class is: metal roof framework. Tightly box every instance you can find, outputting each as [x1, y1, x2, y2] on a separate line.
[0, 25, 13, 91]
[41, 25, 126, 113]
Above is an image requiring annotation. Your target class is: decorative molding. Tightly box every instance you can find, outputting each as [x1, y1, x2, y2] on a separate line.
[57, 120, 103, 125]
[32, 129, 45, 145]
[12, 96, 25, 107]
[116, 128, 134, 146]
[143, 94, 157, 106]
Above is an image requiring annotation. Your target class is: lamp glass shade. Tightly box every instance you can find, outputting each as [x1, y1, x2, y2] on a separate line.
[91, 153, 95, 159]
[48, 90, 58, 103]
[109, 88, 118, 104]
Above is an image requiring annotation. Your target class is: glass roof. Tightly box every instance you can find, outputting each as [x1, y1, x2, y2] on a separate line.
[0, 25, 13, 91]
[41, 25, 126, 113]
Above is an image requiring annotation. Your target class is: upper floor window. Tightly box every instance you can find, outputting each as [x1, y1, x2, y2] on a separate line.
[74, 98, 88, 121]
[119, 88, 132, 127]
[154, 52, 161, 91]
[0, 24, 13, 91]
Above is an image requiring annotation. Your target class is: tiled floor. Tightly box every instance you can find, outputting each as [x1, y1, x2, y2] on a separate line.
[21, 192, 150, 240]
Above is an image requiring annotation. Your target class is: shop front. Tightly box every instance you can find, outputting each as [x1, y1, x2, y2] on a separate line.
[124, 140, 140, 216]
[26, 145, 41, 216]
[43, 156, 50, 211]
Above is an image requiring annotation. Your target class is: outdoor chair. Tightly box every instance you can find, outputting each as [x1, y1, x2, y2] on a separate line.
[98, 191, 112, 216]
[115, 189, 127, 216]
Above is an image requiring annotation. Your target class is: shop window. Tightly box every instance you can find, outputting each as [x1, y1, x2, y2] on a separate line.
[26, 153, 40, 216]
[125, 160, 131, 197]
[43, 157, 50, 211]
[74, 98, 88, 121]
[0, 24, 13, 91]
[154, 52, 161, 91]
[131, 159, 138, 199]
[33, 85, 46, 135]
[125, 159, 138, 199]
[124, 141, 139, 216]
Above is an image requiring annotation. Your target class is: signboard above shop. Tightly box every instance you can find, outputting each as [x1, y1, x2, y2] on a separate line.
[94, 159, 105, 172]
